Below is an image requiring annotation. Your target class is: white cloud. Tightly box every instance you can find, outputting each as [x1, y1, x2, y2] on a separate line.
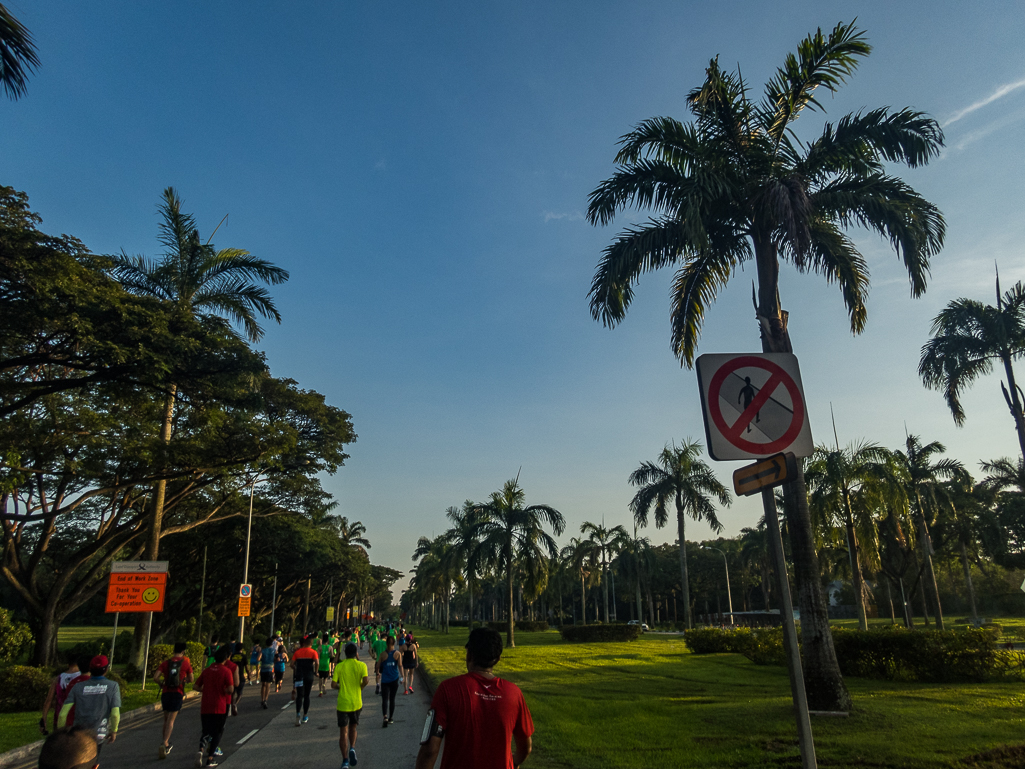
[943, 77, 1025, 127]
[543, 210, 584, 223]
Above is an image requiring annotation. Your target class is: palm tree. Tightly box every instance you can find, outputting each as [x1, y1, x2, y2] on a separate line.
[413, 535, 459, 633]
[579, 521, 629, 623]
[936, 468, 986, 624]
[472, 479, 564, 647]
[616, 528, 654, 623]
[805, 441, 896, 630]
[109, 187, 289, 561]
[0, 4, 39, 100]
[561, 538, 591, 625]
[893, 434, 962, 630]
[588, 22, 943, 711]
[445, 501, 487, 626]
[329, 516, 371, 550]
[629, 440, 730, 629]
[920, 278, 1025, 460]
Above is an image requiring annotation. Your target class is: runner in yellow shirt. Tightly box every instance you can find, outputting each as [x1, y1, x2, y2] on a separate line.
[332, 643, 368, 769]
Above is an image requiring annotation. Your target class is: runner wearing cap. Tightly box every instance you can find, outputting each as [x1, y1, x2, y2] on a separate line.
[58, 656, 120, 750]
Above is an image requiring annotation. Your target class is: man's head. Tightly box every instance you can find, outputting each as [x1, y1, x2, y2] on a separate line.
[38, 726, 98, 769]
[88, 656, 108, 677]
[76, 656, 93, 677]
[344, 643, 358, 659]
[214, 646, 230, 664]
[173, 642, 187, 655]
[322, 633, 329, 643]
[465, 628, 503, 671]
[301, 634, 312, 647]
[386, 636, 395, 649]
[266, 636, 274, 647]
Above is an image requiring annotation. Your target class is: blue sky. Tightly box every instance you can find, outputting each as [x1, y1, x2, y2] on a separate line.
[6, 1, 1025, 599]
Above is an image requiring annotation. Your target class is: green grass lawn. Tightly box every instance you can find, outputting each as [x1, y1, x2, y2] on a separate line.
[413, 626, 1025, 768]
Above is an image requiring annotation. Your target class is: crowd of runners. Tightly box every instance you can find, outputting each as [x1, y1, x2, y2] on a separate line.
[36, 621, 420, 769]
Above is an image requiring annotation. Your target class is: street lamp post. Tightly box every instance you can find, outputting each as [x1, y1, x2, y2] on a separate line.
[239, 477, 257, 642]
[701, 546, 734, 625]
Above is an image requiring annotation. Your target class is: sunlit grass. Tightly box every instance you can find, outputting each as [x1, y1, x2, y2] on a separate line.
[413, 626, 1025, 768]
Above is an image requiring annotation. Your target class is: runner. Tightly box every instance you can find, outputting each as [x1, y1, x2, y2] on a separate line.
[58, 656, 120, 751]
[317, 632, 333, 697]
[371, 631, 387, 695]
[193, 646, 234, 768]
[291, 634, 319, 726]
[248, 642, 262, 685]
[332, 642, 368, 769]
[402, 635, 418, 695]
[375, 636, 403, 728]
[259, 637, 275, 708]
[40, 653, 83, 735]
[204, 637, 219, 669]
[154, 642, 194, 759]
[415, 627, 534, 769]
[228, 643, 247, 715]
[274, 644, 288, 693]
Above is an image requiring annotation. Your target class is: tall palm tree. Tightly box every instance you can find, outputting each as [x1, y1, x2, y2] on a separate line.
[920, 278, 1025, 460]
[893, 434, 962, 630]
[445, 500, 487, 626]
[588, 22, 943, 712]
[329, 516, 371, 550]
[560, 537, 592, 625]
[805, 441, 896, 630]
[0, 4, 39, 100]
[616, 528, 653, 623]
[936, 468, 986, 624]
[110, 187, 289, 561]
[413, 535, 459, 633]
[580, 521, 629, 623]
[472, 479, 564, 647]
[629, 440, 730, 629]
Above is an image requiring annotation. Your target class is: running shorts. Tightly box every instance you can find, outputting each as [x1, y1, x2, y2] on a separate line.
[234, 684, 245, 695]
[160, 692, 184, 712]
[274, 670, 284, 683]
[318, 670, 330, 679]
[260, 671, 274, 683]
[336, 709, 361, 727]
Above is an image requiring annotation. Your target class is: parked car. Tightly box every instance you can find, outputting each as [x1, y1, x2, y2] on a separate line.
[627, 620, 649, 631]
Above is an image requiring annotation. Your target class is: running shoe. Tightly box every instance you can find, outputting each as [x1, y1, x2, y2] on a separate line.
[342, 763, 349, 769]
[261, 701, 268, 709]
[295, 714, 302, 727]
[195, 750, 205, 768]
[231, 704, 238, 716]
[213, 748, 223, 757]
[382, 718, 389, 728]
[302, 715, 309, 724]
[160, 744, 167, 759]
[205, 761, 219, 768]
[388, 717, 395, 724]
[408, 687, 414, 693]
[349, 747, 358, 766]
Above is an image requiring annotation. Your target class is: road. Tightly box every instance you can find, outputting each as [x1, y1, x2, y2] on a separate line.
[8, 676, 431, 769]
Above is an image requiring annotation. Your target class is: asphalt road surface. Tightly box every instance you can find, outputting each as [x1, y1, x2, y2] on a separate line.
[10, 675, 431, 769]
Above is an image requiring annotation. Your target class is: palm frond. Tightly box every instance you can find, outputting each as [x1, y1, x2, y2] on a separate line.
[0, 4, 39, 100]
[669, 243, 746, 366]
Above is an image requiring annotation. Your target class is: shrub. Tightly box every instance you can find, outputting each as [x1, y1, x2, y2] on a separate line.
[831, 626, 1000, 683]
[559, 624, 642, 643]
[684, 627, 755, 655]
[0, 664, 54, 713]
[65, 630, 134, 666]
[0, 608, 33, 662]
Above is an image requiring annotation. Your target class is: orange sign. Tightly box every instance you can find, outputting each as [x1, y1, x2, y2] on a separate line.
[105, 572, 167, 613]
[238, 596, 251, 617]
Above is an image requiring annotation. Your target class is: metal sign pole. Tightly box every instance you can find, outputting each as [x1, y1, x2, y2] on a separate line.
[140, 611, 154, 690]
[110, 612, 119, 662]
[762, 488, 816, 769]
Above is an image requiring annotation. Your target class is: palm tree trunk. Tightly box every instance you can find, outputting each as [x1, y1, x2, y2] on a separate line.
[1000, 354, 1025, 461]
[960, 541, 979, 624]
[506, 555, 516, 647]
[843, 500, 869, 631]
[635, 577, 643, 624]
[579, 572, 586, 626]
[782, 467, 853, 712]
[913, 490, 944, 629]
[676, 506, 692, 629]
[468, 578, 474, 630]
[602, 557, 610, 624]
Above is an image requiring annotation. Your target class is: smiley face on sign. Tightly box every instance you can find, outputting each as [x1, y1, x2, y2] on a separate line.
[142, 587, 161, 604]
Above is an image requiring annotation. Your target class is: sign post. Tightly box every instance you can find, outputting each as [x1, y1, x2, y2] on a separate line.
[238, 584, 252, 618]
[697, 353, 817, 769]
[105, 561, 169, 690]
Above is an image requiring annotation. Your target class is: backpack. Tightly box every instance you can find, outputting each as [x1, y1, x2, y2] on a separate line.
[166, 658, 182, 689]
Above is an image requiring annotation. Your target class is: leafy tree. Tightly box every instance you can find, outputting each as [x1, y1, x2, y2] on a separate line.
[588, 21, 944, 711]
[629, 440, 729, 629]
[0, 3, 39, 100]
[472, 479, 564, 647]
[920, 278, 1025, 460]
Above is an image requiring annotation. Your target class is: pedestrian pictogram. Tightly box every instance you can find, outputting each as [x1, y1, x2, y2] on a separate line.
[696, 353, 814, 461]
[733, 453, 797, 496]
[238, 583, 252, 617]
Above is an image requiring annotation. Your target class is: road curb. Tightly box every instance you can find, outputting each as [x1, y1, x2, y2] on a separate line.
[0, 691, 198, 768]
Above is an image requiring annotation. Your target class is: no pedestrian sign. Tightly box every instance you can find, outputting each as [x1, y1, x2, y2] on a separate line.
[696, 353, 813, 461]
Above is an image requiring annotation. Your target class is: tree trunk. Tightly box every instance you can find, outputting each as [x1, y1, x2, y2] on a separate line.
[913, 490, 943, 629]
[579, 572, 586, 626]
[635, 578, 643, 625]
[602, 557, 610, 624]
[783, 468, 853, 711]
[843, 502, 869, 631]
[1000, 354, 1025, 461]
[506, 545, 516, 647]
[468, 579, 474, 630]
[676, 506, 692, 629]
[960, 542, 979, 625]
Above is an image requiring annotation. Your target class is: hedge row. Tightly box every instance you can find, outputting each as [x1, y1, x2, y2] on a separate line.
[560, 624, 642, 643]
[683, 626, 1018, 683]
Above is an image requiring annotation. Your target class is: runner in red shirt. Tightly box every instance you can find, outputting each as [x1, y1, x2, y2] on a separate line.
[154, 642, 194, 759]
[194, 647, 235, 767]
[415, 628, 533, 769]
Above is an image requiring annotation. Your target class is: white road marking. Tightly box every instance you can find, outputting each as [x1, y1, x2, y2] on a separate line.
[236, 729, 259, 745]
[281, 702, 292, 710]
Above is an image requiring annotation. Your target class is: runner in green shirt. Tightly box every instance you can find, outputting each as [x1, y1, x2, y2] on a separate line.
[371, 633, 387, 694]
[317, 633, 334, 698]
